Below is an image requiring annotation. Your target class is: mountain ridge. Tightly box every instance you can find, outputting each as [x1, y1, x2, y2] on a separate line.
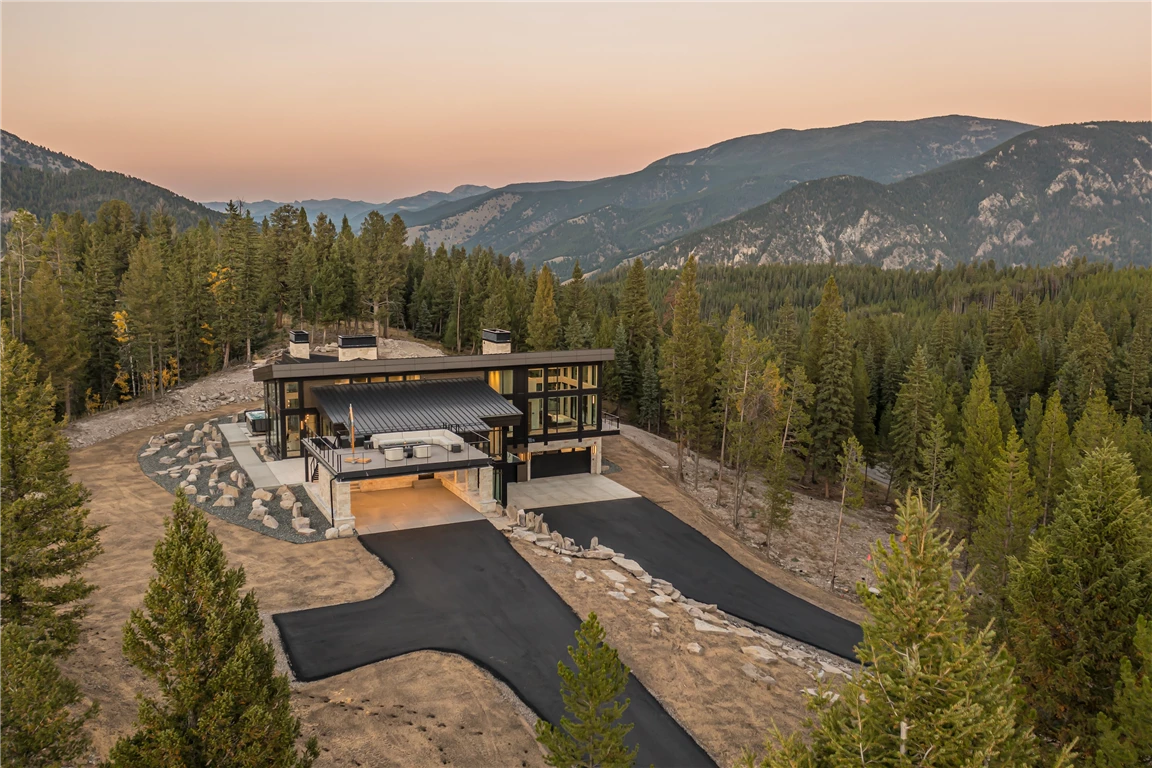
[645, 121, 1152, 269]
[403, 115, 1035, 272]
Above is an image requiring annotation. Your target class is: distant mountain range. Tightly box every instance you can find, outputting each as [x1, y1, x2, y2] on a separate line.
[646, 122, 1152, 269]
[202, 185, 491, 230]
[1, 130, 223, 229]
[402, 116, 1035, 272]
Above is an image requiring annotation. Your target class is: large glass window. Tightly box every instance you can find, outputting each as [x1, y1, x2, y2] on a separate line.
[529, 399, 544, 435]
[285, 381, 300, 409]
[528, 368, 544, 393]
[548, 366, 578, 390]
[582, 394, 598, 428]
[548, 396, 579, 434]
[488, 369, 513, 395]
[286, 414, 301, 457]
[582, 365, 599, 388]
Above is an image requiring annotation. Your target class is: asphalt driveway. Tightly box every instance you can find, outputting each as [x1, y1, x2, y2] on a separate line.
[274, 520, 714, 767]
[536, 498, 863, 661]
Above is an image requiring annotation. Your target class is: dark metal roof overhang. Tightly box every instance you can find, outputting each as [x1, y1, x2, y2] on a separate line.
[253, 348, 614, 382]
[310, 377, 522, 435]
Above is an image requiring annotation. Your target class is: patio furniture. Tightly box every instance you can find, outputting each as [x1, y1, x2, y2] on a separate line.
[413, 444, 431, 459]
[384, 447, 405, 462]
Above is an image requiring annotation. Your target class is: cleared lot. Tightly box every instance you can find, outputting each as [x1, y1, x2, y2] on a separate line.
[536, 498, 864, 661]
[274, 520, 715, 767]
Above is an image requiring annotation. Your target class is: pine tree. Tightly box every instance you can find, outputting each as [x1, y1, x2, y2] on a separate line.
[560, 260, 593, 329]
[637, 343, 661, 432]
[850, 351, 876, 460]
[564, 310, 592, 350]
[618, 258, 655, 360]
[119, 237, 170, 399]
[1057, 305, 1112, 421]
[535, 612, 637, 768]
[1113, 317, 1152, 420]
[1093, 615, 1152, 767]
[660, 255, 709, 483]
[888, 347, 939, 493]
[928, 309, 956, 370]
[0, 325, 102, 653]
[606, 322, 633, 407]
[952, 359, 1003, 549]
[748, 492, 1043, 767]
[971, 425, 1041, 623]
[23, 257, 88, 417]
[1008, 441, 1152, 755]
[916, 414, 953, 514]
[762, 366, 812, 553]
[772, 299, 800, 377]
[109, 492, 318, 766]
[527, 265, 561, 351]
[1, 624, 98, 768]
[1021, 392, 1045, 454]
[829, 436, 865, 591]
[809, 277, 855, 496]
[715, 306, 766, 509]
[1071, 391, 1125, 459]
[1032, 391, 1072, 525]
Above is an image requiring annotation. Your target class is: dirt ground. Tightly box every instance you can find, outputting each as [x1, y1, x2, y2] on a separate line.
[64, 403, 543, 768]
[616, 425, 893, 607]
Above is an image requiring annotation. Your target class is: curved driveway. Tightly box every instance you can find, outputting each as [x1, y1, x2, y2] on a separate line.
[537, 498, 863, 661]
[274, 520, 714, 767]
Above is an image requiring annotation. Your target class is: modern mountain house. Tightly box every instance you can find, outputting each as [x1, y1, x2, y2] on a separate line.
[252, 329, 618, 530]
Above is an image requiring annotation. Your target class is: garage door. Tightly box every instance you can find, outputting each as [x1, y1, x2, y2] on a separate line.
[531, 449, 591, 478]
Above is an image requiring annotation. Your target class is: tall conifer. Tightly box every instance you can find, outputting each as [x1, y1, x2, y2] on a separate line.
[952, 359, 1003, 548]
[1008, 441, 1152, 755]
[110, 493, 318, 766]
[527, 265, 561, 351]
[809, 277, 855, 496]
[660, 255, 709, 483]
[1033, 391, 1072, 524]
[888, 347, 939, 493]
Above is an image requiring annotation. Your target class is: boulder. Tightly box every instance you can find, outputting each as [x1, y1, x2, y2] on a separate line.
[650, 595, 673, 605]
[685, 642, 703, 655]
[276, 485, 289, 497]
[280, 499, 295, 510]
[212, 496, 235, 508]
[560, 556, 572, 564]
[819, 661, 848, 677]
[230, 470, 239, 483]
[252, 489, 274, 501]
[550, 531, 563, 546]
[236, 473, 247, 489]
[248, 508, 266, 521]
[590, 536, 599, 549]
[221, 485, 240, 498]
[611, 557, 646, 577]
[291, 502, 303, 518]
[292, 517, 311, 532]
[517, 509, 526, 527]
[734, 627, 758, 639]
[184, 423, 195, 431]
[741, 646, 779, 664]
[338, 524, 355, 538]
[599, 570, 628, 584]
[262, 515, 279, 529]
[297, 528, 316, 535]
[177, 447, 191, 458]
[650, 623, 662, 637]
[512, 530, 537, 542]
[648, 607, 669, 619]
[574, 570, 587, 581]
[196, 495, 209, 503]
[607, 591, 630, 601]
[759, 635, 785, 648]
[693, 619, 730, 634]
[533, 538, 554, 549]
[159, 457, 176, 465]
[324, 527, 339, 540]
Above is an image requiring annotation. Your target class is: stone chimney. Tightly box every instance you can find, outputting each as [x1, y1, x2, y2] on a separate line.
[337, 334, 379, 362]
[482, 328, 512, 355]
[288, 330, 310, 360]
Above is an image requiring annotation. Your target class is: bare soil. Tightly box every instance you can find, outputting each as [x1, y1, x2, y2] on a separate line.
[64, 403, 542, 767]
[616, 425, 894, 605]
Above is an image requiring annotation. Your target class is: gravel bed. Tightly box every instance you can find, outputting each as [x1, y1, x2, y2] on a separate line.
[137, 422, 332, 544]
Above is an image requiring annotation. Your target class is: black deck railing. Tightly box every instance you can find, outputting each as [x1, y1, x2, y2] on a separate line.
[301, 423, 494, 479]
[602, 412, 621, 432]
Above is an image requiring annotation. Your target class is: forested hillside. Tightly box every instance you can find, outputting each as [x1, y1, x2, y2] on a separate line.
[1, 131, 222, 230]
[406, 116, 1031, 274]
[650, 121, 1152, 269]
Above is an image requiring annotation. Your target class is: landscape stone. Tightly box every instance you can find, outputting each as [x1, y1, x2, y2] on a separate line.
[650, 595, 673, 605]
[292, 517, 311, 531]
[741, 646, 779, 664]
[560, 556, 572, 564]
[196, 495, 208, 503]
[819, 661, 848, 676]
[694, 619, 730, 634]
[607, 591, 630, 601]
[222, 484, 240, 498]
[212, 495, 235, 508]
[648, 607, 669, 619]
[280, 499, 295, 510]
[292, 502, 303, 518]
[252, 489, 273, 501]
[325, 527, 339, 540]
[590, 536, 598, 549]
[262, 514, 279, 529]
[734, 627, 758, 638]
[230, 470, 239, 483]
[650, 623, 661, 637]
[184, 423, 195, 431]
[685, 642, 703, 655]
[611, 556, 646, 576]
[741, 663, 776, 686]
[159, 456, 176, 465]
[574, 570, 587, 581]
[248, 508, 265, 521]
[338, 524, 355, 538]
[600, 570, 628, 584]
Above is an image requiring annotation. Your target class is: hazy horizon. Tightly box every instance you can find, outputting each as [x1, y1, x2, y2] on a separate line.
[4, 2, 1149, 203]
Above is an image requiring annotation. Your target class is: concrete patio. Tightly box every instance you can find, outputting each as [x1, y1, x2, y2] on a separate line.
[507, 473, 638, 511]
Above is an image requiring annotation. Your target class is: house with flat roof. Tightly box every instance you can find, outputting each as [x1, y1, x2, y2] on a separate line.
[251, 329, 618, 530]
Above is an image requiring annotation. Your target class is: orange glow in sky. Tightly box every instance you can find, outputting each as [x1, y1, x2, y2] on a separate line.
[3, 2, 1149, 202]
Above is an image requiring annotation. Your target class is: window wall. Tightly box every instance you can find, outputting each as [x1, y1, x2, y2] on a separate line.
[524, 363, 602, 443]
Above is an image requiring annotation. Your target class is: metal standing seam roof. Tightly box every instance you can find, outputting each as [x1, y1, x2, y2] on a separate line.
[310, 378, 522, 435]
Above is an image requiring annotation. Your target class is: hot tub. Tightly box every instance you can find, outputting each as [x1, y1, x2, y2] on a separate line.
[245, 409, 268, 434]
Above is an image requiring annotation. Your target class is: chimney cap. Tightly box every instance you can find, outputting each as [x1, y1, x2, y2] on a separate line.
[288, 329, 310, 344]
[338, 334, 377, 349]
[482, 328, 511, 344]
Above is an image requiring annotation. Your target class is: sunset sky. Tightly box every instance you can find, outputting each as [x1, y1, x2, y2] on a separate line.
[3, 2, 1149, 203]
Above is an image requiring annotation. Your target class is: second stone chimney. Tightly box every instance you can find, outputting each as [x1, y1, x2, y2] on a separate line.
[288, 330, 310, 360]
[482, 328, 512, 355]
[337, 334, 379, 362]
